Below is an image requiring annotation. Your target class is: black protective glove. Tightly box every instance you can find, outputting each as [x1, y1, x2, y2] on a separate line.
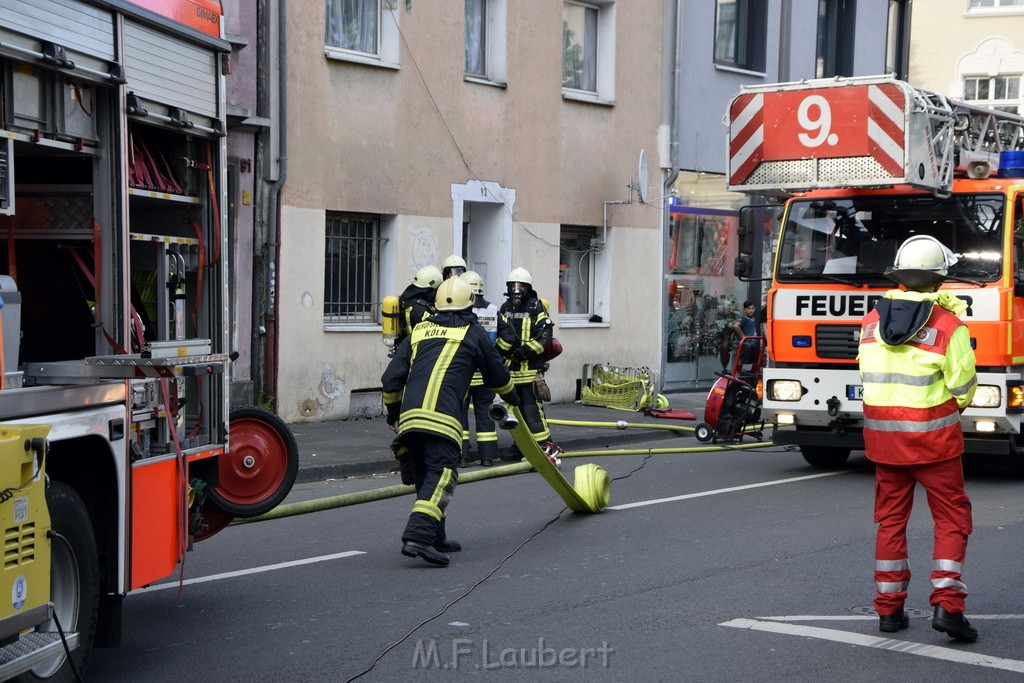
[386, 403, 401, 427]
[391, 438, 414, 485]
[501, 389, 521, 408]
[512, 347, 530, 361]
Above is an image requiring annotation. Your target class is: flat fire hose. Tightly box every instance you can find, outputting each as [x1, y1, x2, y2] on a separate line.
[495, 404, 610, 513]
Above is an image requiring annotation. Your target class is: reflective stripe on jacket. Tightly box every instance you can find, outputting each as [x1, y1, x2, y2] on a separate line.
[857, 291, 977, 465]
[496, 298, 552, 384]
[382, 312, 515, 446]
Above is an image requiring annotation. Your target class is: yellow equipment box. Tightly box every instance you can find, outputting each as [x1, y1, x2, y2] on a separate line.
[0, 425, 51, 640]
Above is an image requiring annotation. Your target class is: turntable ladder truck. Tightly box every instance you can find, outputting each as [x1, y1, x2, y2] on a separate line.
[726, 74, 1024, 470]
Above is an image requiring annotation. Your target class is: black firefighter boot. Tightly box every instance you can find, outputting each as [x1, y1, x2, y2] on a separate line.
[478, 440, 498, 468]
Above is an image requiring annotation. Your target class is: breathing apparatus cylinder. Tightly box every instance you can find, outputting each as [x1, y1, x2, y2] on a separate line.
[381, 295, 400, 347]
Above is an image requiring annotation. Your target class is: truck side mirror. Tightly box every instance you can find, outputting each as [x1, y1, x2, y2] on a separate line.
[737, 221, 754, 256]
[734, 254, 753, 279]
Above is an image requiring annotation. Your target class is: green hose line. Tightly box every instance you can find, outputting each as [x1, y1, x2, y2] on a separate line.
[564, 441, 777, 457]
[234, 434, 775, 525]
[547, 418, 695, 432]
[238, 460, 533, 524]
[547, 418, 776, 433]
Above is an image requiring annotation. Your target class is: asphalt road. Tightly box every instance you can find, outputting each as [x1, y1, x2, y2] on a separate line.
[88, 442, 1024, 682]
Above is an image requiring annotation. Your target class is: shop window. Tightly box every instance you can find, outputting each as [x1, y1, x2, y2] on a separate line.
[668, 208, 736, 277]
[465, 0, 508, 84]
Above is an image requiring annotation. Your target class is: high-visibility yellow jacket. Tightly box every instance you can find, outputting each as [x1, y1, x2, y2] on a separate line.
[857, 290, 977, 465]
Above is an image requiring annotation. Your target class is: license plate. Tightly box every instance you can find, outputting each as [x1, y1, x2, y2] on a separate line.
[846, 384, 863, 400]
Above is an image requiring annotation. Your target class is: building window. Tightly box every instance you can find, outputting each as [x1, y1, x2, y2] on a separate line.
[324, 0, 400, 68]
[964, 75, 1021, 113]
[816, 0, 856, 79]
[558, 227, 597, 317]
[885, 0, 910, 80]
[714, 0, 767, 72]
[325, 213, 382, 324]
[969, 0, 1024, 8]
[562, 1, 615, 102]
[465, 0, 486, 76]
[464, 0, 507, 84]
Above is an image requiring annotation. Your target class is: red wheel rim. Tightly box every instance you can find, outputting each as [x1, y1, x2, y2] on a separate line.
[216, 416, 290, 505]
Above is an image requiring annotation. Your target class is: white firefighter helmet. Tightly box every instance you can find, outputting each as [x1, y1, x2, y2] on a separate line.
[413, 265, 443, 289]
[886, 235, 958, 288]
[441, 254, 468, 278]
[434, 275, 474, 311]
[506, 267, 532, 286]
[461, 270, 485, 296]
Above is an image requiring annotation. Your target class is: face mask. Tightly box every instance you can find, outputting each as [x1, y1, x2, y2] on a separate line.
[508, 282, 527, 304]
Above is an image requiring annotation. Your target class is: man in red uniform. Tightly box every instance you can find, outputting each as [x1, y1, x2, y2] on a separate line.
[858, 235, 978, 641]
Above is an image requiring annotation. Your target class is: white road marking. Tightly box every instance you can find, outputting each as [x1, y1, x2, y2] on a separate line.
[607, 471, 849, 510]
[133, 550, 366, 593]
[721, 618, 1024, 673]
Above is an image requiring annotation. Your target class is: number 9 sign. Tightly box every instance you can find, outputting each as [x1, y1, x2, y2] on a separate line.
[761, 86, 880, 161]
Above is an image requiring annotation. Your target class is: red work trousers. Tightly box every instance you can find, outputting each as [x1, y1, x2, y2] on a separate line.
[873, 457, 973, 615]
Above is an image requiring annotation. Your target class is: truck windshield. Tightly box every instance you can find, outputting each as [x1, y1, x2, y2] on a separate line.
[776, 193, 1004, 284]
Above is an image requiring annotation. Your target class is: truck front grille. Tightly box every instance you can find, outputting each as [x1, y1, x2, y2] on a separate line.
[815, 324, 861, 360]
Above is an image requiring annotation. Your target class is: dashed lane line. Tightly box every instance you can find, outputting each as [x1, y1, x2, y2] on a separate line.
[133, 550, 367, 593]
[721, 617, 1024, 674]
[607, 471, 850, 510]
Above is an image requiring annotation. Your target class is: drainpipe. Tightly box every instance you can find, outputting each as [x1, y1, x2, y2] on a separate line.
[659, 0, 682, 390]
[265, 0, 287, 402]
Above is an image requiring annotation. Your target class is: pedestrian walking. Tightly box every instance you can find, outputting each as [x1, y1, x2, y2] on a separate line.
[382, 276, 519, 567]
[858, 235, 979, 640]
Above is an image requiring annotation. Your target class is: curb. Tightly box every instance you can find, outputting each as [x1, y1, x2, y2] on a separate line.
[293, 428, 685, 483]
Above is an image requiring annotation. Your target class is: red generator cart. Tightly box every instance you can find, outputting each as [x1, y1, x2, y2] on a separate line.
[695, 336, 766, 444]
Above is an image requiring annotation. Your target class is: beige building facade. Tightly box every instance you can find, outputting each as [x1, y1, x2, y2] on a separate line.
[909, 0, 1024, 113]
[275, 2, 664, 422]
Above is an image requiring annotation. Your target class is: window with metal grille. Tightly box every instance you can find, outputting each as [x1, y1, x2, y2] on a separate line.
[324, 213, 382, 324]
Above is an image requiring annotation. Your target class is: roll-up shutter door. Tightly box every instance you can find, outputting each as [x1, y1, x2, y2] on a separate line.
[123, 19, 218, 130]
[0, 0, 116, 83]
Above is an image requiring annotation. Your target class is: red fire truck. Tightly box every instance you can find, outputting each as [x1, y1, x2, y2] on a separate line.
[727, 75, 1024, 470]
[0, 1, 297, 678]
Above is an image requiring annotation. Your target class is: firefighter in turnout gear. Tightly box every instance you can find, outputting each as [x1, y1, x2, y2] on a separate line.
[382, 276, 519, 566]
[459, 271, 500, 467]
[441, 254, 468, 280]
[396, 265, 442, 346]
[857, 235, 979, 641]
[496, 267, 563, 464]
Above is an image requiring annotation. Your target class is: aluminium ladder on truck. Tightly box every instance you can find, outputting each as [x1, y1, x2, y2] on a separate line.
[726, 74, 1024, 197]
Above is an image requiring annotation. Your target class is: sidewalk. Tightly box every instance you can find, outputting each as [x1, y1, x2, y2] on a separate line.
[287, 391, 711, 483]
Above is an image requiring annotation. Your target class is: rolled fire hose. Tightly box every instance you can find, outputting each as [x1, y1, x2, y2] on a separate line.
[488, 403, 610, 513]
[237, 424, 777, 524]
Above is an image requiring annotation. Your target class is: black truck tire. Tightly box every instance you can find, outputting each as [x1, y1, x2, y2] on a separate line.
[800, 444, 852, 469]
[19, 480, 99, 682]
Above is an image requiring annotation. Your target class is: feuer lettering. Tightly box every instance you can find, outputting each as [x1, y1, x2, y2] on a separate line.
[793, 293, 973, 317]
[794, 294, 885, 317]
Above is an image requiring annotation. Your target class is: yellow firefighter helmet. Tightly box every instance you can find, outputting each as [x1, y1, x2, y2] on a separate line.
[435, 275, 474, 311]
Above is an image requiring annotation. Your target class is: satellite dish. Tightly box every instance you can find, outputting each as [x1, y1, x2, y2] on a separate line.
[637, 149, 649, 203]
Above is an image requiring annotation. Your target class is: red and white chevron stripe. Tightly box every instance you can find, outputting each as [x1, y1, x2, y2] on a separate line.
[866, 83, 906, 177]
[728, 93, 764, 186]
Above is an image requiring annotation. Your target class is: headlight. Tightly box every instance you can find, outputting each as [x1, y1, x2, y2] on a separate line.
[768, 380, 804, 402]
[969, 385, 1001, 408]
